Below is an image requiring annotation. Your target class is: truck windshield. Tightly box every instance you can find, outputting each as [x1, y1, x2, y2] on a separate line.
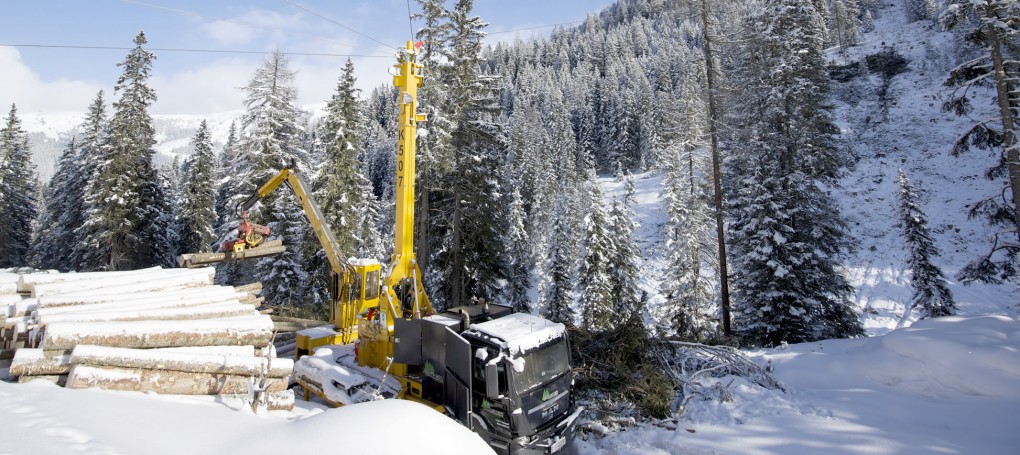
[509, 339, 569, 393]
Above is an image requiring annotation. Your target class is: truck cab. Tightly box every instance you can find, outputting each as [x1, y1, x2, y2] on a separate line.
[394, 305, 582, 454]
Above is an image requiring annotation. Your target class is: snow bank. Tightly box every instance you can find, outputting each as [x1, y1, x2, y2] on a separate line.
[581, 315, 1020, 454]
[866, 315, 1020, 398]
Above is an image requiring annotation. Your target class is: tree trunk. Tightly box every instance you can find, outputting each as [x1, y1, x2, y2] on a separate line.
[9, 349, 71, 376]
[30, 268, 216, 298]
[41, 315, 275, 351]
[37, 302, 257, 325]
[986, 12, 1020, 245]
[69, 345, 293, 378]
[177, 240, 284, 268]
[66, 364, 288, 395]
[702, 0, 732, 335]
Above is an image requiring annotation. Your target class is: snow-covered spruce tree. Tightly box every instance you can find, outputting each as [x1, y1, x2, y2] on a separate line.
[238, 51, 310, 307]
[500, 183, 532, 313]
[303, 58, 370, 309]
[81, 32, 169, 270]
[212, 121, 249, 285]
[541, 199, 576, 327]
[608, 194, 642, 319]
[0, 104, 39, 268]
[904, 0, 937, 23]
[31, 138, 80, 270]
[72, 92, 110, 271]
[661, 142, 717, 340]
[727, 0, 863, 345]
[578, 177, 615, 331]
[179, 120, 217, 254]
[941, 0, 1020, 283]
[431, 0, 509, 308]
[413, 0, 455, 277]
[898, 170, 957, 319]
[832, 0, 862, 52]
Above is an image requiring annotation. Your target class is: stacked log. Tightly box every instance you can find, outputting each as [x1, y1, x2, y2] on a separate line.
[0, 267, 294, 411]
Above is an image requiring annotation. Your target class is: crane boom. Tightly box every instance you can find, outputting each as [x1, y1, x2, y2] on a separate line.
[239, 167, 348, 275]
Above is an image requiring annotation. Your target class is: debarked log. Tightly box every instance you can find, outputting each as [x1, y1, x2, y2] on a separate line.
[178, 241, 285, 268]
[31, 268, 216, 298]
[69, 345, 293, 378]
[41, 315, 275, 351]
[66, 364, 288, 395]
[9, 349, 71, 376]
[36, 302, 258, 325]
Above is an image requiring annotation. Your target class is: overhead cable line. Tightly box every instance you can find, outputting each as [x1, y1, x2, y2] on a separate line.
[118, 0, 382, 54]
[0, 43, 393, 58]
[279, 0, 397, 51]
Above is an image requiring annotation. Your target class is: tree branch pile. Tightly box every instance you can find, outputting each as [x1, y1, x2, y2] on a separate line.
[655, 340, 784, 416]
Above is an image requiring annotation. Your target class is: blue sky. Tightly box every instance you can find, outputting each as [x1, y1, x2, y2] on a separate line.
[0, 0, 614, 115]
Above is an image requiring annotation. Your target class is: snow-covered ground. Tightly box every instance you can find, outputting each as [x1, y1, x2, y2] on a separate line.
[578, 314, 1020, 454]
[5, 2, 1020, 454]
[0, 382, 494, 455]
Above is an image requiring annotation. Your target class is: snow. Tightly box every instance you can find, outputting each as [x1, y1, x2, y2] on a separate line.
[5, 2, 1020, 454]
[579, 314, 1020, 454]
[0, 379, 493, 455]
[466, 312, 566, 355]
[292, 344, 403, 406]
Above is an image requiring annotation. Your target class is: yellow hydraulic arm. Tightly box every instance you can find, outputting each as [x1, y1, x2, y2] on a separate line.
[239, 167, 347, 276]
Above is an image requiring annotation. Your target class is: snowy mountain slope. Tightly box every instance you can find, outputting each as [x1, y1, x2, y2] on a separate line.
[828, 1, 1019, 333]
[578, 314, 1020, 454]
[19, 105, 326, 180]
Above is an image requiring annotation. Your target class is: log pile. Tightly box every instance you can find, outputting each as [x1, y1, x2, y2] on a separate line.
[0, 267, 293, 411]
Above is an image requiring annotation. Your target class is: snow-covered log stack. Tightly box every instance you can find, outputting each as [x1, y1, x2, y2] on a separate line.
[1, 267, 293, 411]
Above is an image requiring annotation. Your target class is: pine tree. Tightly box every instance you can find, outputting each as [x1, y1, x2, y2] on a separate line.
[413, 0, 456, 277]
[661, 141, 717, 341]
[304, 58, 370, 308]
[213, 121, 247, 285]
[501, 183, 532, 313]
[541, 202, 575, 326]
[0, 104, 39, 268]
[81, 32, 166, 270]
[578, 179, 614, 331]
[239, 51, 310, 306]
[728, 0, 863, 345]
[31, 138, 79, 270]
[432, 0, 509, 308]
[72, 91, 109, 271]
[608, 194, 642, 319]
[179, 120, 218, 254]
[898, 170, 956, 319]
[942, 0, 1020, 283]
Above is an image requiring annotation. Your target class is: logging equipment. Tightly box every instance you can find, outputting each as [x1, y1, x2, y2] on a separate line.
[222, 211, 271, 253]
[193, 41, 580, 454]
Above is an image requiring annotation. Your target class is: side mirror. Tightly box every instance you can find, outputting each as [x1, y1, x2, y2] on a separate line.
[485, 362, 499, 400]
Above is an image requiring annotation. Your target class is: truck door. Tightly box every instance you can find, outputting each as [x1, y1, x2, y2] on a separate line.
[444, 327, 471, 426]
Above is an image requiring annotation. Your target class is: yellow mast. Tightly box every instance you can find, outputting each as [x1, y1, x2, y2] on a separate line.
[384, 41, 433, 322]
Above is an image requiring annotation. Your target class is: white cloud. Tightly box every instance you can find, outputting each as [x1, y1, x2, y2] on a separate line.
[0, 47, 105, 114]
[202, 10, 305, 46]
[0, 44, 397, 118]
[148, 58, 257, 115]
[203, 20, 256, 46]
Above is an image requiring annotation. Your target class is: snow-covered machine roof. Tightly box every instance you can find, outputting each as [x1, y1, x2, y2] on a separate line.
[466, 313, 565, 355]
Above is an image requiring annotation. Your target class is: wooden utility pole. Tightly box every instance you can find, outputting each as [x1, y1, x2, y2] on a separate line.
[702, 0, 732, 335]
